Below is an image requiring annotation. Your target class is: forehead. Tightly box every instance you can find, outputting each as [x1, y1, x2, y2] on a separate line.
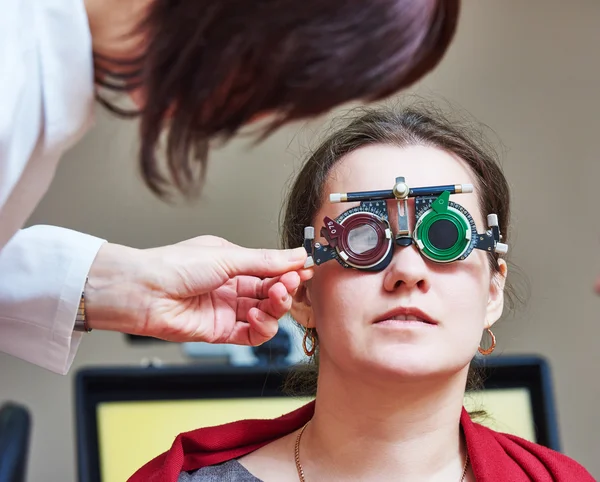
[319, 144, 482, 223]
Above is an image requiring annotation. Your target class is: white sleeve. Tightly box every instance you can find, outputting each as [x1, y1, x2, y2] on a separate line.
[0, 0, 96, 250]
[0, 1, 102, 374]
[0, 226, 106, 374]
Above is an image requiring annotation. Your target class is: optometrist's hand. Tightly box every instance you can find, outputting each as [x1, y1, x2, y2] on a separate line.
[83, 236, 313, 345]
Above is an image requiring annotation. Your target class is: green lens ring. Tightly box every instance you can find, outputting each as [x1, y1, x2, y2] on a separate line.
[414, 206, 472, 262]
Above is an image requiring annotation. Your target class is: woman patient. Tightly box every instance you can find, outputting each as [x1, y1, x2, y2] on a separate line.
[130, 106, 593, 481]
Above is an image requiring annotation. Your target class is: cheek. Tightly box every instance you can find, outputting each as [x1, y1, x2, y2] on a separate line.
[438, 256, 491, 325]
[444, 282, 488, 317]
[309, 267, 375, 333]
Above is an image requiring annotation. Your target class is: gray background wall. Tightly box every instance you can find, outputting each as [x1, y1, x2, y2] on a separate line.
[1, 1, 599, 480]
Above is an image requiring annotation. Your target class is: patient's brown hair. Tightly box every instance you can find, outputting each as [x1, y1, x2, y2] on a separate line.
[94, 0, 460, 199]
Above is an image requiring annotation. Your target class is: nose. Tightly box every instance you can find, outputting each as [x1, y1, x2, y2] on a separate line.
[383, 243, 431, 293]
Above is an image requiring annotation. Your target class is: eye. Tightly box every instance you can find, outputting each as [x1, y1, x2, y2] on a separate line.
[414, 206, 473, 263]
[346, 224, 379, 254]
[333, 209, 393, 269]
[427, 218, 459, 250]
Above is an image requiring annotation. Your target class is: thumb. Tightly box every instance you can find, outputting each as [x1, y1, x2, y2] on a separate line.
[218, 246, 308, 278]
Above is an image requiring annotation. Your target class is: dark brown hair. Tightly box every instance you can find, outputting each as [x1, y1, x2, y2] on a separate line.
[94, 0, 460, 200]
[281, 103, 515, 396]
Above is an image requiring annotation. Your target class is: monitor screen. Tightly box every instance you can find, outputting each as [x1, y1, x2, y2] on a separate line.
[96, 397, 309, 482]
[75, 357, 559, 482]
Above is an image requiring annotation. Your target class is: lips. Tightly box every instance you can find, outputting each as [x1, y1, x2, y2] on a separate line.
[374, 307, 438, 325]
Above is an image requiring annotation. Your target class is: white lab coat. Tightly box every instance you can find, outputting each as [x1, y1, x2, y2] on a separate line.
[0, 0, 106, 374]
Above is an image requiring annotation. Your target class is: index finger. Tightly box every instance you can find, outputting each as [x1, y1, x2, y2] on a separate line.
[235, 271, 302, 299]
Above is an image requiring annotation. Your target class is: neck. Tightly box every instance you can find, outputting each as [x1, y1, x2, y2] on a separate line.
[84, 0, 148, 59]
[301, 360, 470, 481]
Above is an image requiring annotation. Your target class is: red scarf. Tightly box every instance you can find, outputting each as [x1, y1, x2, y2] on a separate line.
[128, 401, 593, 482]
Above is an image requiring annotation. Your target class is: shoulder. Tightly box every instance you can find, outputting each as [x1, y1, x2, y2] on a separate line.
[178, 459, 262, 482]
[469, 420, 595, 480]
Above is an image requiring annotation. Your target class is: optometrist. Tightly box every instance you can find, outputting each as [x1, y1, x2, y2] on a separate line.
[0, 0, 459, 375]
[0, 2, 310, 376]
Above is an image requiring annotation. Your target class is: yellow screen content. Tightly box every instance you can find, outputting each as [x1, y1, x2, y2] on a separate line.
[96, 389, 535, 482]
[97, 397, 310, 482]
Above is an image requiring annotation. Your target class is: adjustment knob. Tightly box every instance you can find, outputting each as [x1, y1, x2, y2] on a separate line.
[495, 242, 508, 255]
[393, 182, 410, 199]
[487, 214, 499, 227]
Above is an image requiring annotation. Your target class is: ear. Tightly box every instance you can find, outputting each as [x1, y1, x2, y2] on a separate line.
[290, 281, 314, 329]
[485, 259, 508, 328]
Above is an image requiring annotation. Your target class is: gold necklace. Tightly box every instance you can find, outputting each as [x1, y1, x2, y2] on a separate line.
[294, 423, 470, 482]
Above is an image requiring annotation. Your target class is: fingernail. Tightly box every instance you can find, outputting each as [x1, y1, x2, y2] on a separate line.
[289, 247, 306, 261]
[281, 294, 290, 303]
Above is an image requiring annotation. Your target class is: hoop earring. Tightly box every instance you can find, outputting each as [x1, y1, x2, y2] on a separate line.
[478, 327, 496, 355]
[302, 328, 317, 357]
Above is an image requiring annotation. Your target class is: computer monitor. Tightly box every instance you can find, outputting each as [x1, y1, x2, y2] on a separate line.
[74, 355, 560, 482]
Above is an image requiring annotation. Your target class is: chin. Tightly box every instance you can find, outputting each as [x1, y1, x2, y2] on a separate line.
[364, 347, 470, 382]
